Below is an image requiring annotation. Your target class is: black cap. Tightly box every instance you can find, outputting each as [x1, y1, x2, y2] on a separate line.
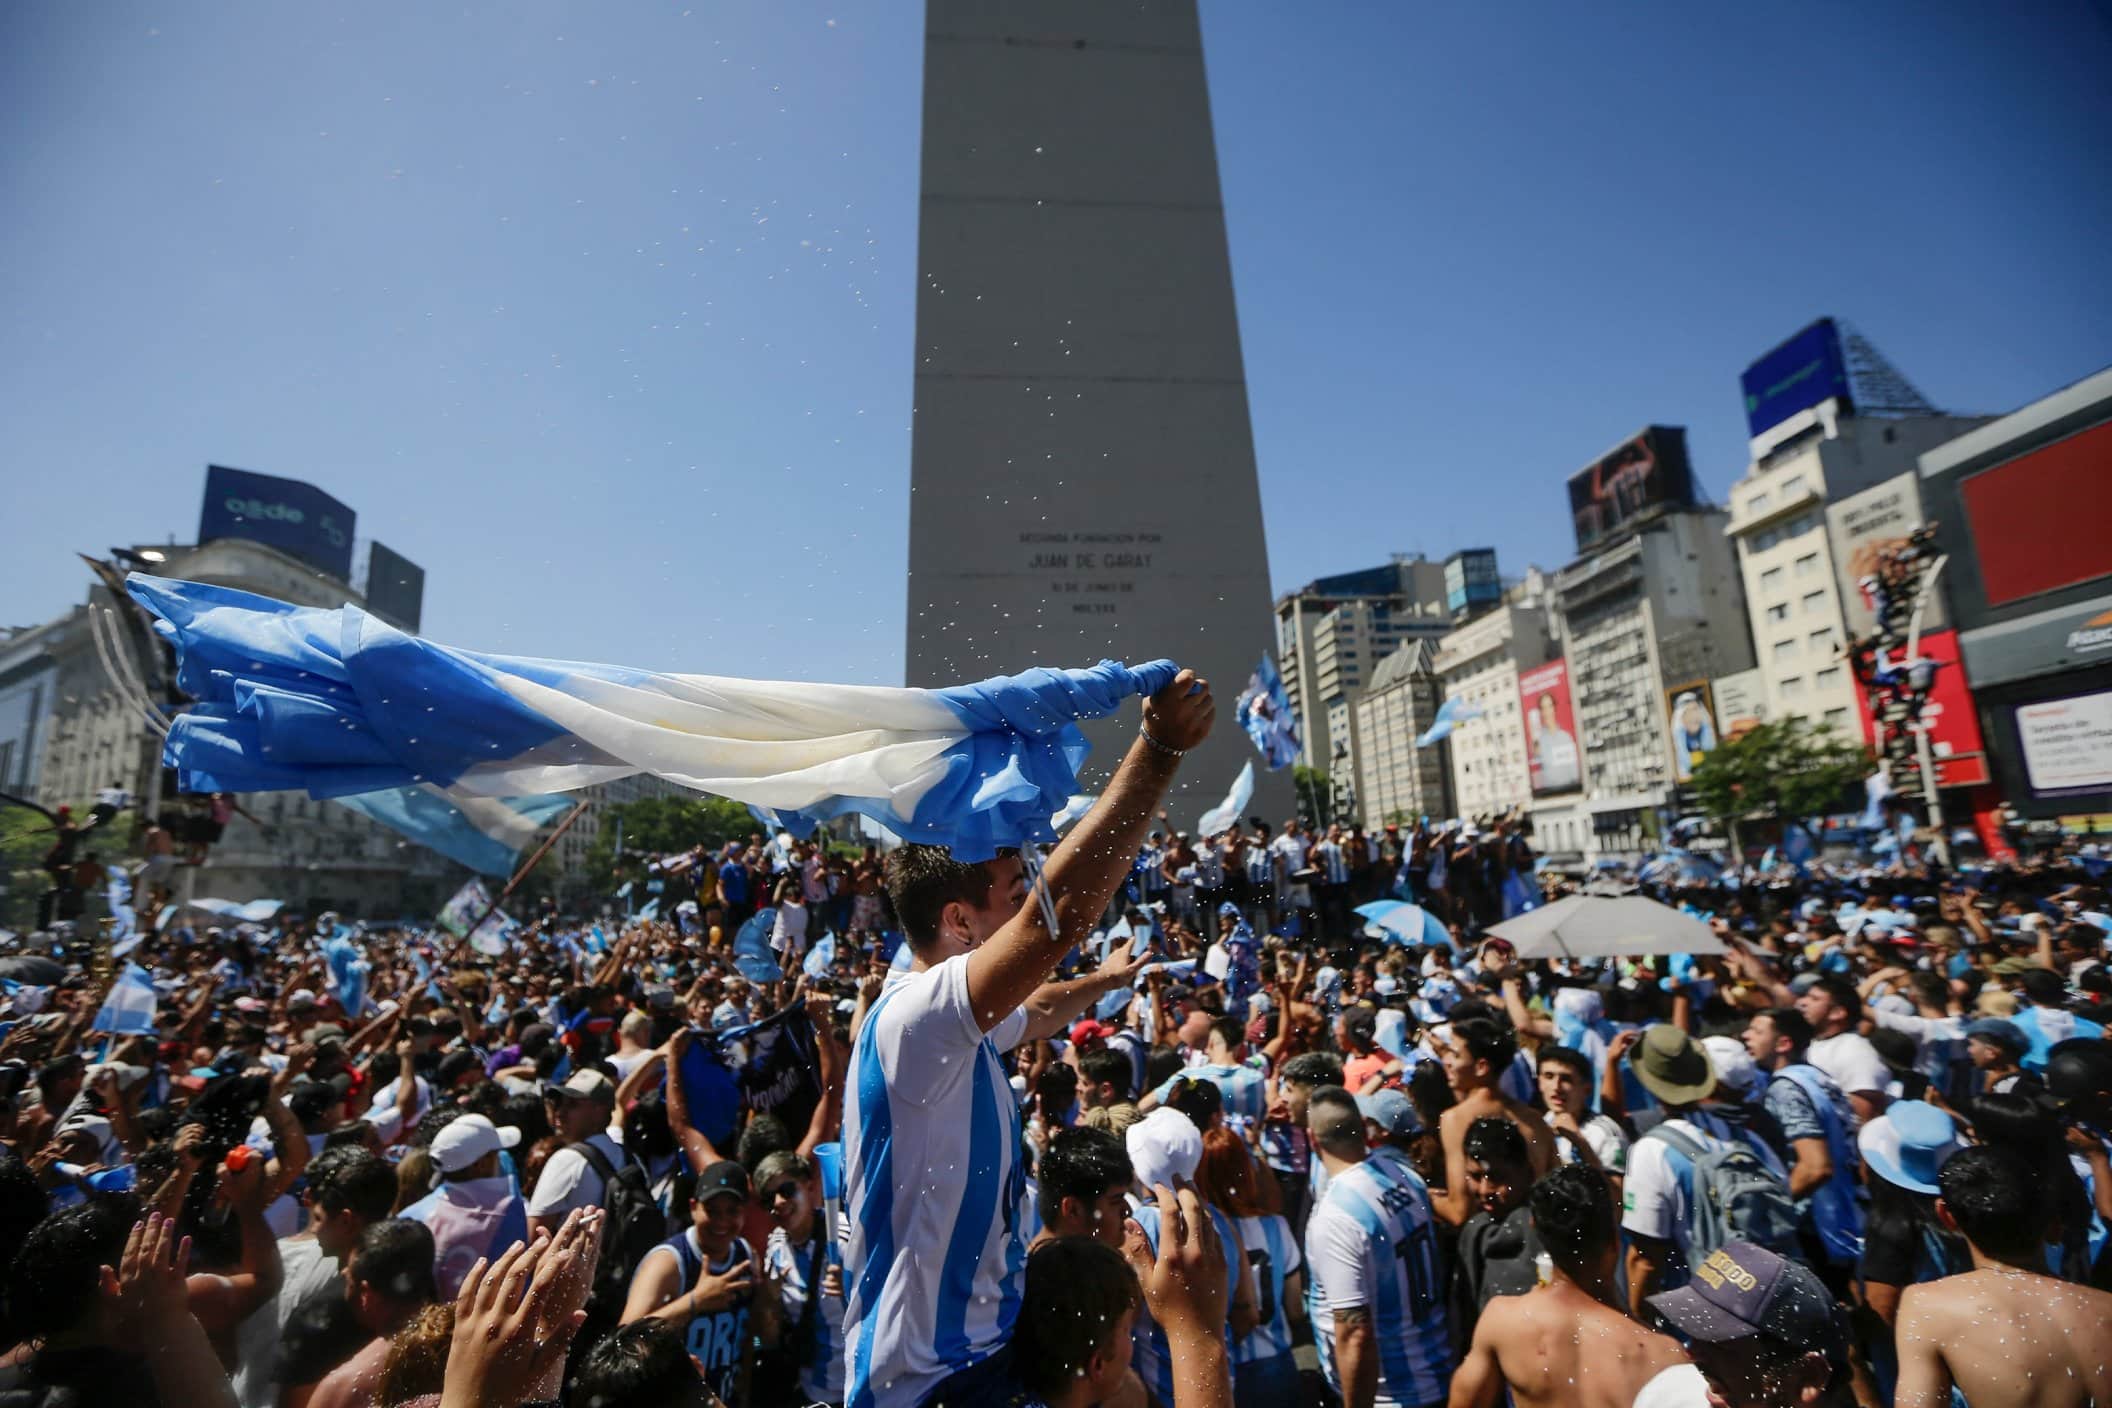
[695, 1160, 751, 1205]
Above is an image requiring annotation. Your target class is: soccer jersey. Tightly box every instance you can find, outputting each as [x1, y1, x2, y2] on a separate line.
[1151, 1061, 1268, 1122]
[1233, 1212, 1303, 1364]
[766, 1215, 850, 1406]
[842, 955, 1031, 1408]
[1305, 1146, 1452, 1408]
[636, 1228, 755, 1406]
[1130, 1198, 1244, 1407]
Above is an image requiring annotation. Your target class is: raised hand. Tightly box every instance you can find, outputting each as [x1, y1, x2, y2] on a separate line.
[1142, 669, 1215, 753]
[1123, 1182, 1228, 1341]
[99, 1213, 194, 1340]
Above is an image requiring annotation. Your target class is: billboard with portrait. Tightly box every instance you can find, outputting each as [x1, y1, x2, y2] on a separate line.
[1664, 680, 1719, 783]
[1740, 318, 1853, 439]
[1517, 659, 1582, 796]
[198, 464, 357, 581]
[1567, 427, 1696, 554]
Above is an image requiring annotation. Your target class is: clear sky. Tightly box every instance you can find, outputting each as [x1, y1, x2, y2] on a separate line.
[5, 2, 2109, 685]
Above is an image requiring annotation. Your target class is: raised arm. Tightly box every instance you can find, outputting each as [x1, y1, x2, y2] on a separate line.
[963, 671, 1214, 1032]
[1015, 945, 1151, 1044]
[658, 1029, 722, 1174]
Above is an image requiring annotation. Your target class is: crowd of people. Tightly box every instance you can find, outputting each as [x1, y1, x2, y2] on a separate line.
[3, 669, 2112, 1408]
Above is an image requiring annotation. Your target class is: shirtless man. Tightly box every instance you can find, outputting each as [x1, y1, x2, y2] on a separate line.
[1431, 1017, 1555, 1223]
[1450, 1166, 1707, 1408]
[1893, 1145, 2112, 1408]
[1648, 1237, 1853, 1408]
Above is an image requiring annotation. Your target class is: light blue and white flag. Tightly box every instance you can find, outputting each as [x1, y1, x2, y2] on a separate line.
[333, 785, 574, 877]
[1415, 698, 1486, 750]
[802, 932, 837, 979]
[733, 907, 781, 984]
[92, 962, 159, 1036]
[1196, 761, 1254, 838]
[1051, 794, 1098, 832]
[1236, 655, 1301, 770]
[126, 574, 1176, 863]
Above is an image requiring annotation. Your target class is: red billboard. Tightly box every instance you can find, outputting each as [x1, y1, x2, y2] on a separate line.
[1961, 419, 2112, 607]
[1851, 628, 1991, 790]
[1518, 659, 1582, 795]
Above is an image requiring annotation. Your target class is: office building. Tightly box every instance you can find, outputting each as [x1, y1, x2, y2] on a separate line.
[1275, 556, 1453, 772]
[1433, 581, 1558, 820]
[1350, 640, 1451, 828]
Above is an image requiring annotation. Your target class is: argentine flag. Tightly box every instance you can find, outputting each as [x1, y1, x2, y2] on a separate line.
[333, 785, 574, 877]
[127, 574, 1177, 862]
[92, 962, 159, 1036]
[1416, 697, 1486, 749]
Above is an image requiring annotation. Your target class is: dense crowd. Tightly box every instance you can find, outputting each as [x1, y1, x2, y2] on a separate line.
[3, 670, 2112, 1408]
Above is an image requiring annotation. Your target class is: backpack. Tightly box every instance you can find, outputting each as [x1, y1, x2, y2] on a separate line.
[569, 1140, 670, 1326]
[1645, 1121, 1801, 1259]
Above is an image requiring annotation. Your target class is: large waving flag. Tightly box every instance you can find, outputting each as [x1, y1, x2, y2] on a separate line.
[1197, 761, 1254, 837]
[1236, 655, 1301, 770]
[333, 785, 574, 877]
[127, 574, 1175, 863]
[1416, 698, 1486, 749]
[92, 962, 159, 1036]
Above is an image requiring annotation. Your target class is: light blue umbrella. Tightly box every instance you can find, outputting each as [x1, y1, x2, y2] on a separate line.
[1362, 902, 1453, 949]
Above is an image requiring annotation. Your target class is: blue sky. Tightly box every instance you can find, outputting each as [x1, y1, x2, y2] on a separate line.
[5, 2, 2108, 686]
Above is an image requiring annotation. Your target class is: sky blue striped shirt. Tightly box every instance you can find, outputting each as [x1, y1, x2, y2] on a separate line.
[1305, 1146, 1453, 1406]
[1233, 1212, 1302, 1363]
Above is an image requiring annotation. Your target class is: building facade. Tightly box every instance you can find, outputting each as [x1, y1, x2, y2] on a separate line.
[1725, 413, 1989, 735]
[1275, 557, 1452, 771]
[1918, 366, 2112, 826]
[1433, 596, 1558, 821]
[1544, 509, 1755, 858]
[1350, 640, 1451, 827]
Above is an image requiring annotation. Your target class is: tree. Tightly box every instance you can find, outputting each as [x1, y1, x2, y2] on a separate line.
[581, 793, 756, 896]
[1687, 718, 1871, 857]
[1292, 765, 1333, 828]
[0, 804, 52, 932]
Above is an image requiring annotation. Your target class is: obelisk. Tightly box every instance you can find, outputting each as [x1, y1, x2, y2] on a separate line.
[904, 0, 1283, 818]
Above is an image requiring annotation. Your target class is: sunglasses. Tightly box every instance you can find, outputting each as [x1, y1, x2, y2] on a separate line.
[766, 1181, 803, 1202]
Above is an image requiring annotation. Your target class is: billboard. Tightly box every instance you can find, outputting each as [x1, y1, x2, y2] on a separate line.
[2015, 690, 2112, 797]
[1444, 548, 1501, 616]
[1959, 418, 2112, 609]
[1713, 668, 1768, 742]
[1848, 627, 1991, 790]
[1517, 659, 1582, 795]
[198, 465, 357, 581]
[1740, 318, 1853, 439]
[365, 541, 426, 633]
[1567, 427, 1696, 554]
[1664, 681, 1719, 782]
[1825, 473, 1944, 638]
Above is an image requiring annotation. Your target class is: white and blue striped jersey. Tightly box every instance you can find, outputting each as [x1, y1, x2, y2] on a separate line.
[1305, 1146, 1453, 1408]
[1130, 1198, 1244, 1407]
[765, 1214, 850, 1406]
[1317, 840, 1350, 886]
[1233, 1212, 1302, 1364]
[1151, 1061, 1269, 1123]
[842, 956, 1031, 1408]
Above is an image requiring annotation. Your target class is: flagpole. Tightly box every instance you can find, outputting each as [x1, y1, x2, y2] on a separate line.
[441, 800, 590, 966]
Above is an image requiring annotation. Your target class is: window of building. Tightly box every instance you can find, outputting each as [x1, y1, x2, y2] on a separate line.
[1773, 638, 1798, 661]
[1779, 474, 1807, 497]
[1808, 629, 1834, 653]
[1752, 527, 1780, 553]
[1795, 553, 1821, 577]
[1786, 513, 1818, 537]
[1801, 589, 1827, 614]
[1759, 566, 1785, 591]
[1781, 676, 1804, 695]
[1825, 707, 1849, 725]
[1816, 666, 1842, 688]
[1765, 603, 1790, 623]
[1746, 490, 1770, 513]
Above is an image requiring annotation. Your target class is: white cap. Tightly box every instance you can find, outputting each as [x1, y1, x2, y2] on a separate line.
[1701, 1035, 1759, 1100]
[1126, 1107, 1203, 1190]
[428, 1114, 521, 1183]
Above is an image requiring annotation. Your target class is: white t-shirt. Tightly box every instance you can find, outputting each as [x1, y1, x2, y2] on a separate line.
[842, 954, 1030, 1408]
[231, 1237, 337, 1408]
[525, 1128, 626, 1220]
[1808, 1032, 1890, 1105]
[364, 1074, 433, 1146]
[1622, 1111, 1738, 1258]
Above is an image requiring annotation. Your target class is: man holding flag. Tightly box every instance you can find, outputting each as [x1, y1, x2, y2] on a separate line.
[843, 668, 1215, 1408]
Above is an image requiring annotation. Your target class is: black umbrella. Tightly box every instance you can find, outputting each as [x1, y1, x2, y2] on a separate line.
[0, 956, 67, 985]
